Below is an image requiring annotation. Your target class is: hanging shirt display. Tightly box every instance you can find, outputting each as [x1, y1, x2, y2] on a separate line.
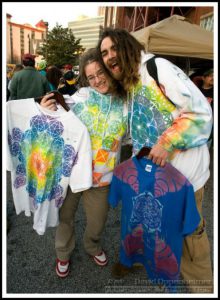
[7, 99, 92, 235]
[108, 156, 200, 292]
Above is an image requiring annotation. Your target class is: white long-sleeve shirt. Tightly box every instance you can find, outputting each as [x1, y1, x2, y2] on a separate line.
[129, 52, 213, 191]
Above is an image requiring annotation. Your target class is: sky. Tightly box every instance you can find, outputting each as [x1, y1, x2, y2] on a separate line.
[4, 2, 215, 30]
[3, 2, 103, 29]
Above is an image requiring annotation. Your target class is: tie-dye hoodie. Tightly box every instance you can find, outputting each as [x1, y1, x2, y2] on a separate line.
[129, 52, 213, 191]
[71, 87, 127, 187]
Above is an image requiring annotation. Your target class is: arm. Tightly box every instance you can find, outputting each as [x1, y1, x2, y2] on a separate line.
[156, 58, 213, 152]
[147, 58, 212, 167]
[40, 87, 90, 112]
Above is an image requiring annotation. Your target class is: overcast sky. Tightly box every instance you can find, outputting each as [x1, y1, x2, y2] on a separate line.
[3, 2, 103, 29]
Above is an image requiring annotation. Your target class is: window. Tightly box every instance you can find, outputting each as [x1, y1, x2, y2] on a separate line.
[20, 28, 24, 49]
[200, 13, 213, 32]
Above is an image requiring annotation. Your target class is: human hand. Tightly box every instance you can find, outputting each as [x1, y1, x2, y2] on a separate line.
[207, 97, 213, 104]
[147, 143, 170, 167]
[40, 93, 57, 111]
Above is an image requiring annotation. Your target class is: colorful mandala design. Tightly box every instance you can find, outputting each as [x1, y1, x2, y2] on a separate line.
[131, 99, 167, 152]
[8, 114, 78, 207]
[130, 85, 174, 153]
[73, 89, 127, 152]
[130, 191, 163, 233]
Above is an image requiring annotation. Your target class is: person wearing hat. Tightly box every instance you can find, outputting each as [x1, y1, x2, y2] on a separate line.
[58, 70, 77, 96]
[9, 53, 50, 100]
[37, 60, 47, 77]
[62, 64, 73, 73]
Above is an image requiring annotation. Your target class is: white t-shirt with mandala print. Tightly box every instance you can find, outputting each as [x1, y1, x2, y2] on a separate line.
[7, 99, 92, 235]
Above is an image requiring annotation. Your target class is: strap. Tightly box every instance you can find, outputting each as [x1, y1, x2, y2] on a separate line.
[146, 56, 160, 88]
[146, 56, 174, 105]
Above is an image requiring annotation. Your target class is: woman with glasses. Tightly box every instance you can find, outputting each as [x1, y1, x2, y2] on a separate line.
[41, 48, 128, 278]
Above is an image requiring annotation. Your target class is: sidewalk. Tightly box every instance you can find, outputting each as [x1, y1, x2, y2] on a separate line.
[6, 147, 214, 295]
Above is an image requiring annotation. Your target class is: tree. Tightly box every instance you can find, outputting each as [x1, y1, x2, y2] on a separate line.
[38, 23, 85, 67]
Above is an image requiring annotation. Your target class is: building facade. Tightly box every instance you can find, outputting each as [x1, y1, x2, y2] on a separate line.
[68, 15, 104, 51]
[6, 14, 47, 64]
[103, 6, 214, 32]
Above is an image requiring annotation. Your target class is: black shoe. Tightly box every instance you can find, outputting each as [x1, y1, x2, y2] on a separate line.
[111, 262, 133, 278]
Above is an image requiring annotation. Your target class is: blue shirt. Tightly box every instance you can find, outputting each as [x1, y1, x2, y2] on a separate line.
[108, 156, 200, 292]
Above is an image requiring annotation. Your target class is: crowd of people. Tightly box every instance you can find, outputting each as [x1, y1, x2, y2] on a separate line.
[6, 54, 78, 101]
[6, 27, 214, 294]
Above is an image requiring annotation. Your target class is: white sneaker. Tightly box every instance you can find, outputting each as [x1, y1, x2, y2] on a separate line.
[56, 258, 70, 278]
[92, 251, 108, 266]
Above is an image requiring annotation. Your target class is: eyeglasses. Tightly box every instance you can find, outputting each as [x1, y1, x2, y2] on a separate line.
[87, 69, 105, 84]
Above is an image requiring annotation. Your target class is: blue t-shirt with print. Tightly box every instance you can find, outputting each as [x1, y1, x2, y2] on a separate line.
[108, 157, 200, 292]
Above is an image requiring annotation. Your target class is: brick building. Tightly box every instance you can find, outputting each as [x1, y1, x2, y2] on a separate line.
[6, 14, 48, 64]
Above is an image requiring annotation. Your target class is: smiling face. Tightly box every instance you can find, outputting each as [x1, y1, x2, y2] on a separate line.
[85, 61, 111, 94]
[100, 37, 123, 81]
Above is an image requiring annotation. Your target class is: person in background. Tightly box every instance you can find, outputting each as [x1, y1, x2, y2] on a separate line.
[12, 64, 24, 73]
[9, 54, 50, 100]
[61, 64, 73, 74]
[199, 69, 213, 108]
[40, 48, 127, 278]
[37, 59, 47, 77]
[7, 64, 23, 101]
[199, 69, 214, 148]
[46, 66, 63, 91]
[7, 73, 11, 101]
[58, 70, 77, 96]
[97, 27, 213, 293]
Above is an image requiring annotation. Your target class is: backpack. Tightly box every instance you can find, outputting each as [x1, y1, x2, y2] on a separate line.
[146, 56, 174, 104]
[146, 56, 160, 89]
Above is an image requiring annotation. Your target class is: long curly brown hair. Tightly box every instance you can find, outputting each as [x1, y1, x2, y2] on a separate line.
[97, 28, 145, 92]
[78, 48, 126, 99]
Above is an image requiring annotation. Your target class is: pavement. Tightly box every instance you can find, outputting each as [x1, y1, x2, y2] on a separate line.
[5, 146, 214, 296]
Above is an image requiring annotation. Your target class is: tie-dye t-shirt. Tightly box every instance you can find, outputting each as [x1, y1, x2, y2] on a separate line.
[7, 99, 92, 235]
[71, 87, 128, 187]
[108, 157, 200, 292]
